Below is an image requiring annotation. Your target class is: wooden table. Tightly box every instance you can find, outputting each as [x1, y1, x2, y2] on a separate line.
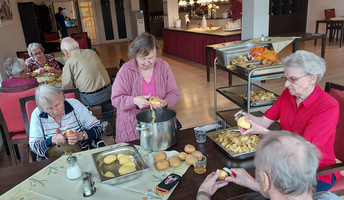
[315, 19, 344, 48]
[0, 128, 262, 199]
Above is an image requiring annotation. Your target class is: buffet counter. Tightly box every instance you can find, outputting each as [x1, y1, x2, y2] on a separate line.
[163, 27, 241, 66]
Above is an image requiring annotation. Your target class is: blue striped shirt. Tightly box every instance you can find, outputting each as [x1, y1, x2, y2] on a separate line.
[29, 98, 103, 158]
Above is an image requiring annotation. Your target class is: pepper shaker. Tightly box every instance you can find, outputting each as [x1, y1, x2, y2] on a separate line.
[66, 154, 82, 180]
[83, 172, 96, 197]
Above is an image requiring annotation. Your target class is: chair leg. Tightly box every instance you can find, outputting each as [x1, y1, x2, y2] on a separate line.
[9, 145, 17, 166]
[0, 125, 10, 155]
[14, 144, 21, 160]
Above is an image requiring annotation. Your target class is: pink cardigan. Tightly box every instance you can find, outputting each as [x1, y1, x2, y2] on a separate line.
[111, 58, 180, 143]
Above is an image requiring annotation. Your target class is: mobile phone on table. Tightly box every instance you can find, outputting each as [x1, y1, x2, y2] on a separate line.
[156, 173, 182, 194]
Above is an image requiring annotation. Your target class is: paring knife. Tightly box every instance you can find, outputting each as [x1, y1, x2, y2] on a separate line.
[223, 167, 237, 177]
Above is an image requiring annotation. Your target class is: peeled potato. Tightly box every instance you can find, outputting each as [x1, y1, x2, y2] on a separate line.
[178, 152, 187, 160]
[117, 154, 125, 159]
[218, 170, 228, 181]
[153, 151, 167, 163]
[149, 96, 161, 104]
[184, 144, 196, 154]
[122, 161, 136, 167]
[168, 156, 181, 168]
[65, 129, 73, 136]
[119, 155, 132, 165]
[104, 171, 115, 178]
[156, 160, 169, 171]
[192, 150, 203, 160]
[237, 116, 251, 129]
[30, 72, 38, 77]
[118, 166, 136, 175]
[103, 154, 117, 165]
[185, 154, 198, 165]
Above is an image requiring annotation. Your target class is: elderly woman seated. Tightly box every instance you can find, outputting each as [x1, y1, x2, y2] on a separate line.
[29, 84, 104, 159]
[25, 42, 61, 74]
[1, 57, 37, 91]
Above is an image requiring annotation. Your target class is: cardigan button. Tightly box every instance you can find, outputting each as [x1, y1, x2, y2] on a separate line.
[314, 137, 318, 141]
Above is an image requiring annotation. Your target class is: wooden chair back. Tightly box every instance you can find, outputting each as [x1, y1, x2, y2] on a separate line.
[71, 32, 90, 49]
[16, 51, 30, 60]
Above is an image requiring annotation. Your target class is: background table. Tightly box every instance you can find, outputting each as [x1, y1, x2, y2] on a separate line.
[315, 19, 344, 48]
[0, 128, 262, 200]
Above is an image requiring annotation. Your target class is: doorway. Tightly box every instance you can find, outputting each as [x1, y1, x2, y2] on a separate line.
[78, 1, 98, 43]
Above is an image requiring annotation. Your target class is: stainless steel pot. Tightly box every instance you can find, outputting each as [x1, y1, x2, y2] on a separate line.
[136, 108, 177, 151]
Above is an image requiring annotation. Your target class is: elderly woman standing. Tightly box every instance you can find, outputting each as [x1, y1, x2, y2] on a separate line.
[1, 57, 37, 90]
[238, 50, 339, 191]
[111, 32, 180, 143]
[25, 43, 61, 74]
[29, 84, 104, 159]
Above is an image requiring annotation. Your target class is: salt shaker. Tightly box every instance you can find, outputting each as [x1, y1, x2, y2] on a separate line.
[260, 34, 265, 42]
[66, 154, 82, 180]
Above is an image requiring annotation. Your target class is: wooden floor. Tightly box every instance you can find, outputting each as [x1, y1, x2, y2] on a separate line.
[1, 37, 344, 173]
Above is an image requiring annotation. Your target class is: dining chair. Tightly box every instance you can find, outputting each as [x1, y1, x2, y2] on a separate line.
[0, 83, 40, 93]
[316, 82, 344, 196]
[0, 87, 38, 165]
[324, 8, 342, 42]
[19, 88, 82, 162]
[16, 51, 30, 60]
[71, 32, 91, 49]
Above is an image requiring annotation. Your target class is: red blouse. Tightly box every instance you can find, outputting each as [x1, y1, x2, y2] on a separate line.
[265, 85, 340, 184]
[25, 54, 60, 73]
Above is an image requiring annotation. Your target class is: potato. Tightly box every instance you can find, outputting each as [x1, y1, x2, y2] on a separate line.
[184, 144, 196, 154]
[185, 154, 198, 165]
[103, 154, 117, 165]
[65, 129, 73, 136]
[104, 171, 115, 178]
[153, 151, 167, 163]
[122, 161, 136, 167]
[118, 166, 136, 175]
[156, 160, 169, 171]
[117, 153, 125, 159]
[168, 156, 181, 168]
[30, 72, 38, 77]
[118, 155, 132, 165]
[178, 152, 187, 160]
[149, 96, 161, 104]
[237, 116, 251, 129]
[192, 150, 203, 160]
[217, 170, 228, 181]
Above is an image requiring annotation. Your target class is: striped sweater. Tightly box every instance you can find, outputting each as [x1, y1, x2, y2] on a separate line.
[29, 98, 103, 158]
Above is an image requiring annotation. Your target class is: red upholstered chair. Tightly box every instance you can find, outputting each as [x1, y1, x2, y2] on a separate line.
[0, 87, 37, 165]
[43, 32, 59, 41]
[324, 9, 342, 42]
[16, 51, 30, 60]
[317, 82, 344, 196]
[71, 32, 91, 49]
[19, 88, 81, 161]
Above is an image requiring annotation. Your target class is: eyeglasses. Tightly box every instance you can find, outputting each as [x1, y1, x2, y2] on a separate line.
[282, 74, 309, 84]
[136, 57, 156, 64]
[32, 51, 43, 57]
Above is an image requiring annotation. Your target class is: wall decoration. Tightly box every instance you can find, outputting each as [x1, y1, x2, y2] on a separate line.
[0, 0, 13, 28]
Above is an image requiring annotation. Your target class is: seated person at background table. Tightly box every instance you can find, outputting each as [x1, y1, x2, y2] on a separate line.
[26, 42, 61, 75]
[60, 37, 114, 136]
[29, 84, 104, 159]
[111, 32, 179, 143]
[197, 131, 341, 200]
[237, 50, 339, 191]
[1, 57, 37, 91]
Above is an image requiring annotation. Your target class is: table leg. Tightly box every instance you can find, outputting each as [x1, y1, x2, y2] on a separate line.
[228, 72, 232, 86]
[292, 40, 299, 53]
[341, 22, 344, 48]
[321, 35, 326, 58]
[315, 22, 319, 45]
[206, 47, 211, 82]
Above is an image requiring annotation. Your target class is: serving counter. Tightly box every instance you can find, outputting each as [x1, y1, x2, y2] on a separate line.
[163, 27, 241, 67]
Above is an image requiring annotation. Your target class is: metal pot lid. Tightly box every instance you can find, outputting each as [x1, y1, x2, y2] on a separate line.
[136, 108, 176, 123]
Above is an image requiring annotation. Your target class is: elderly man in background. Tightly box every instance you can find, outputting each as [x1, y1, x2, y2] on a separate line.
[197, 131, 341, 200]
[1, 57, 37, 91]
[60, 37, 114, 136]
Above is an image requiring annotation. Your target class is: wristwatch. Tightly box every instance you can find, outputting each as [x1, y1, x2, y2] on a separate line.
[82, 132, 86, 141]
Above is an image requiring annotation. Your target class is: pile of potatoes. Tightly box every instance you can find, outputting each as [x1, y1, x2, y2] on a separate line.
[102, 153, 137, 178]
[153, 144, 204, 171]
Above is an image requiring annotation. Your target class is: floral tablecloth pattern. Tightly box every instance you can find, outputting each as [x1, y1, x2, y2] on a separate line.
[1, 143, 190, 200]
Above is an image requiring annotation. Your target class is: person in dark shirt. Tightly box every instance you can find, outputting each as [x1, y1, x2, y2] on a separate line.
[55, 7, 68, 38]
[228, 0, 242, 21]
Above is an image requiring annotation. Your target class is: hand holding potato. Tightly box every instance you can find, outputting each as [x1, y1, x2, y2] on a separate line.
[52, 133, 66, 145]
[224, 168, 260, 192]
[65, 130, 86, 145]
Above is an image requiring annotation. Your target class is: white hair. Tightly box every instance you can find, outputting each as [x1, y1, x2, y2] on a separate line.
[3, 57, 25, 76]
[60, 37, 79, 52]
[27, 43, 44, 57]
[255, 131, 320, 196]
[282, 50, 326, 84]
[35, 84, 65, 112]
